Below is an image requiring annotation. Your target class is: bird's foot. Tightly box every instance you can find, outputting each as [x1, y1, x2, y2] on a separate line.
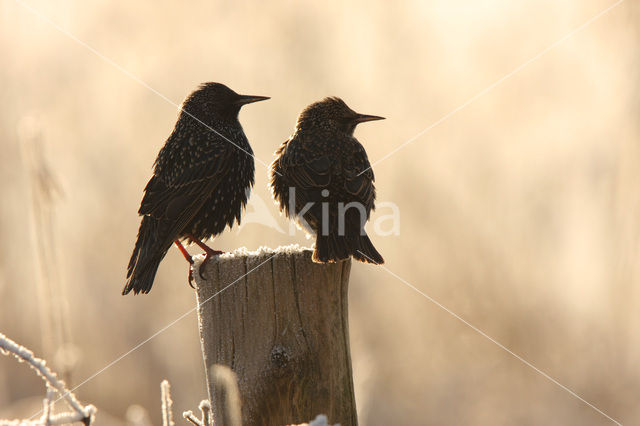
[188, 236, 224, 279]
[199, 248, 225, 279]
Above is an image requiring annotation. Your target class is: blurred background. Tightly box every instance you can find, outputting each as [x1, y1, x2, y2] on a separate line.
[1, 0, 638, 424]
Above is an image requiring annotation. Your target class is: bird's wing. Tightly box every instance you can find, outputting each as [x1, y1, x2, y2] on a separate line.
[342, 142, 376, 213]
[273, 138, 332, 210]
[278, 138, 376, 227]
[138, 137, 232, 243]
[281, 143, 332, 189]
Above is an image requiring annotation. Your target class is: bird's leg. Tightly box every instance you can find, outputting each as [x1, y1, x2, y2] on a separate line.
[189, 235, 225, 257]
[174, 240, 196, 289]
[174, 240, 194, 264]
[188, 235, 224, 279]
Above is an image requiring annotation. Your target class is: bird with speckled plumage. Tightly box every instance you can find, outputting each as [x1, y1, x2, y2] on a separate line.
[123, 82, 269, 295]
[270, 97, 385, 265]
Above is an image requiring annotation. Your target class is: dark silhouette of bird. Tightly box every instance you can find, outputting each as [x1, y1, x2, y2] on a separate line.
[123, 82, 269, 295]
[270, 97, 384, 265]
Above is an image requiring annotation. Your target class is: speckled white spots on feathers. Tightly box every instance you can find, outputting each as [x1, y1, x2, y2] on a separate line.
[125, 82, 262, 295]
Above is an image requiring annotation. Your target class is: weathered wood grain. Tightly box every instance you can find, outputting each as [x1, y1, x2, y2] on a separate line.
[194, 246, 356, 426]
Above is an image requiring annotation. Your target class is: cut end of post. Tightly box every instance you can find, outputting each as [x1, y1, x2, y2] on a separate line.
[191, 244, 311, 278]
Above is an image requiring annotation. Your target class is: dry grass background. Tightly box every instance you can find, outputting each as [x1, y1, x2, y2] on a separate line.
[0, 0, 638, 424]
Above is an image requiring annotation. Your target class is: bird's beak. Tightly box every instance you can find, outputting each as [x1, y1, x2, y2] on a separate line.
[353, 113, 385, 123]
[235, 95, 270, 105]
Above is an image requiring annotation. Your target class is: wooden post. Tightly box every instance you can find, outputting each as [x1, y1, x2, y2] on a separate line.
[194, 246, 357, 426]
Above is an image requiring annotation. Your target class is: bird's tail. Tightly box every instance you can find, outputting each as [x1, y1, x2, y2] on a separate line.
[122, 216, 168, 295]
[351, 233, 384, 265]
[313, 232, 384, 265]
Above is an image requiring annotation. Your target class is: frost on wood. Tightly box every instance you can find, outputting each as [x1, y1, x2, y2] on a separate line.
[191, 243, 308, 270]
[0, 332, 96, 425]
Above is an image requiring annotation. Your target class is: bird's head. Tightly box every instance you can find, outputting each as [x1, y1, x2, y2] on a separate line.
[296, 97, 384, 136]
[180, 82, 269, 122]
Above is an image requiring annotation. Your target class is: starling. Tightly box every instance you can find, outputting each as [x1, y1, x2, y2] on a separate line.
[270, 97, 384, 264]
[123, 82, 269, 295]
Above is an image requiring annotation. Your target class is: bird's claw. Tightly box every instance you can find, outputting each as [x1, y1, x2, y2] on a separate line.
[199, 249, 224, 280]
[188, 266, 196, 289]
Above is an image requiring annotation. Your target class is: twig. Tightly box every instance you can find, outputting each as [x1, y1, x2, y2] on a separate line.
[161, 380, 175, 426]
[43, 387, 54, 425]
[18, 116, 76, 386]
[182, 411, 203, 426]
[0, 333, 96, 425]
[182, 400, 213, 426]
[199, 400, 212, 426]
